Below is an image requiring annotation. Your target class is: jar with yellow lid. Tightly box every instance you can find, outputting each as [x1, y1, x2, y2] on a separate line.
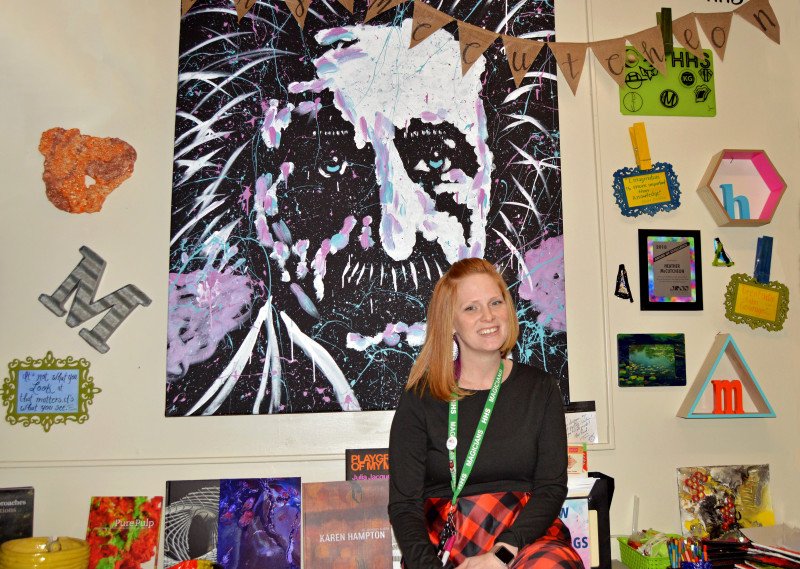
[0, 537, 89, 569]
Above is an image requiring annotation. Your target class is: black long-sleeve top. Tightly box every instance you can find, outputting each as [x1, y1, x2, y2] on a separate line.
[388, 362, 568, 569]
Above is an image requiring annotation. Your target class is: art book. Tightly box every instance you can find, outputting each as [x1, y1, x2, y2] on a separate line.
[303, 479, 393, 569]
[345, 449, 400, 568]
[86, 496, 163, 569]
[677, 464, 774, 539]
[345, 448, 390, 481]
[0, 486, 34, 545]
[217, 478, 301, 569]
[559, 498, 594, 569]
[163, 479, 221, 568]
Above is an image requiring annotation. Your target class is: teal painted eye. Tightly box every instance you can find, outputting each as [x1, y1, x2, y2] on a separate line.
[318, 155, 347, 177]
[428, 151, 444, 170]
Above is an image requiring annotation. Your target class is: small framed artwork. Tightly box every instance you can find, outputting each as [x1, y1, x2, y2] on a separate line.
[618, 333, 686, 387]
[723, 273, 789, 332]
[638, 229, 703, 310]
[1, 351, 100, 432]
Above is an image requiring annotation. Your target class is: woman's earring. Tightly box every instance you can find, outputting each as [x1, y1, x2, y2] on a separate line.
[452, 336, 459, 361]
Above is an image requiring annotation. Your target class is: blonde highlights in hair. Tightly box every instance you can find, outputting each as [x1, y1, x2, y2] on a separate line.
[405, 258, 519, 401]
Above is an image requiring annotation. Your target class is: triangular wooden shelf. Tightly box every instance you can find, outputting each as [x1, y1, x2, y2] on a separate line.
[677, 334, 775, 419]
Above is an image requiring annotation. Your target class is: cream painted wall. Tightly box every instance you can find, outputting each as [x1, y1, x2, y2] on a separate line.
[0, 0, 797, 563]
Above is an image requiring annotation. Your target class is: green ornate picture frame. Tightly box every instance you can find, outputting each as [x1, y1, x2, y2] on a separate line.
[2, 351, 101, 432]
[723, 273, 790, 332]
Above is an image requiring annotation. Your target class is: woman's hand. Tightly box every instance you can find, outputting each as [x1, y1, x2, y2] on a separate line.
[458, 543, 519, 568]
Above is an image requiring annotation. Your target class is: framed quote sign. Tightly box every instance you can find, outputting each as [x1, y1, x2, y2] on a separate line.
[638, 229, 703, 311]
[613, 162, 681, 217]
[723, 273, 789, 332]
[1, 351, 100, 432]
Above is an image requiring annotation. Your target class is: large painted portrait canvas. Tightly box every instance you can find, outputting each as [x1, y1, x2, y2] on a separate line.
[166, 0, 568, 415]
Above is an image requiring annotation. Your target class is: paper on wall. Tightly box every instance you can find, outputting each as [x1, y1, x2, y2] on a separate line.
[565, 401, 599, 444]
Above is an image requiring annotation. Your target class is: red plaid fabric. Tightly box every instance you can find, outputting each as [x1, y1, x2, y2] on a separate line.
[421, 492, 583, 568]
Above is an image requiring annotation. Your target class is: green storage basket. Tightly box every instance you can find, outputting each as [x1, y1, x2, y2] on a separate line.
[618, 537, 671, 569]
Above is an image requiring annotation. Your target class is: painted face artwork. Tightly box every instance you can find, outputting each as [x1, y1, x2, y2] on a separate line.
[167, 0, 569, 415]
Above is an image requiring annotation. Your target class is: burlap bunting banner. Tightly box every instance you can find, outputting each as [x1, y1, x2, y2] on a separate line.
[365, 0, 404, 22]
[589, 38, 627, 86]
[218, 0, 782, 92]
[626, 26, 668, 75]
[457, 21, 499, 76]
[337, 0, 355, 14]
[284, 0, 311, 28]
[503, 36, 545, 88]
[409, 2, 454, 49]
[672, 13, 706, 60]
[548, 42, 587, 95]
[235, 0, 257, 21]
[182, 0, 199, 16]
[735, 0, 780, 44]
[696, 12, 733, 60]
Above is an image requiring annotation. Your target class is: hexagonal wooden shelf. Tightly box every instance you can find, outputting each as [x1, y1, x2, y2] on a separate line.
[697, 149, 787, 226]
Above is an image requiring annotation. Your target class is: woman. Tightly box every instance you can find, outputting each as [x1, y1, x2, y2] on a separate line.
[388, 258, 581, 569]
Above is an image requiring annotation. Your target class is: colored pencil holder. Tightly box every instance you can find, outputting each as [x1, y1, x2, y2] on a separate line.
[680, 562, 712, 569]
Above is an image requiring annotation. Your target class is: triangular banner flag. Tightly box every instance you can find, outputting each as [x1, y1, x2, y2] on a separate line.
[548, 42, 588, 95]
[626, 26, 668, 75]
[284, 0, 311, 28]
[181, 0, 199, 15]
[336, 0, 354, 14]
[457, 22, 499, 76]
[696, 11, 733, 60]
[672, 13, 707, 60]
[614, 264, 634, 302]
[713, 238, 735, 267]
[735, 0, 780, 44]
[502, 36, 544, 87]
[589, 37, 627, 86]
[235, 0, 257, 22]
[409, 2, 454, 49]
[365, 0, 405, 23]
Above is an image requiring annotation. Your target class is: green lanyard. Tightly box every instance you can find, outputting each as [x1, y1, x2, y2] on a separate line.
[447, 361, 504, 506]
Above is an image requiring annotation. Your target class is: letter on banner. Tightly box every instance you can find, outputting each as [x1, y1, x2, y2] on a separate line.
[410, 2, 454, 49]
[502, 36, 544, 87]
[365, 0, 404, 23]
[284, 0, 311, 28]
[626, 26, 668, 75]
[696, 12, 733, 60]
[457, 22, 499, 76]
[672, 13, 707, 60]
[235, 0, 257, 22]
[735, 0, 780, 44]
[547, 42, 588, 95]
[589, 37, 627, 86]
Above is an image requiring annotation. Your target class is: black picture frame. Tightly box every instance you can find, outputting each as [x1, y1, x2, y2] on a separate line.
[637, 229, 703, 311]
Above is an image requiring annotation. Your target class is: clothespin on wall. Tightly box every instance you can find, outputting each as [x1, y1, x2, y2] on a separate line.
[657, 7, 673, 55]
[629, 122, 652, 171]
[753, 236, 773, 283]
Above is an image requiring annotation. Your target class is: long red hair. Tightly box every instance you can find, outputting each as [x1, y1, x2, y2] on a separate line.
[406, 258, 519, 401]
